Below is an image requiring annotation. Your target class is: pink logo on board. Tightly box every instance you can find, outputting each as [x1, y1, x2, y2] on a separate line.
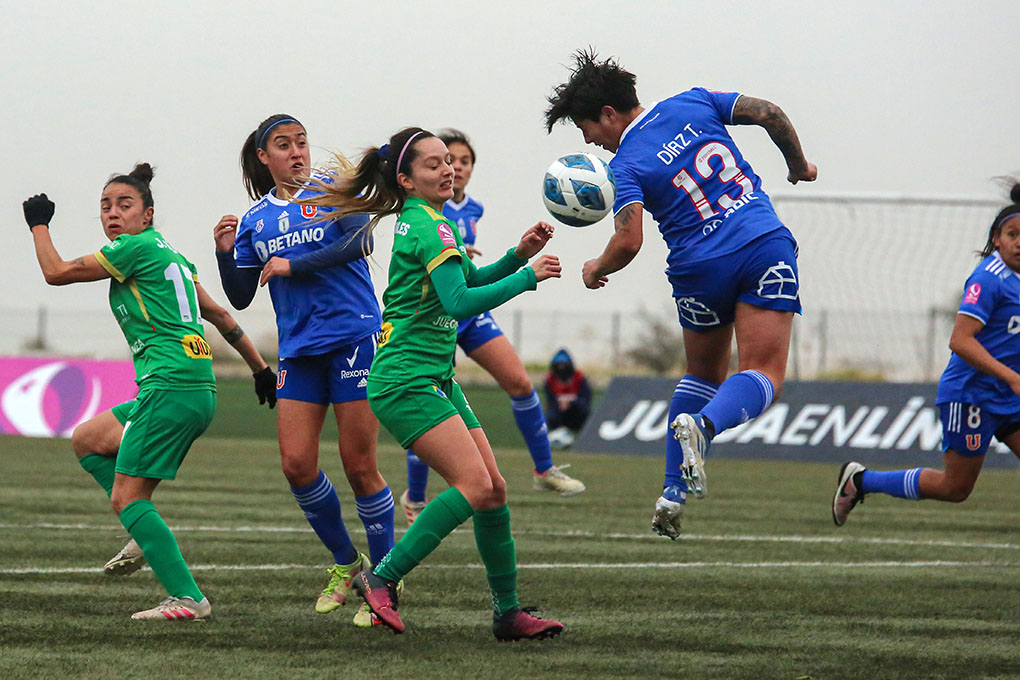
[964, 283, 981, 305]
[0, 357, 137, 438]
[437, 224, 456, 246]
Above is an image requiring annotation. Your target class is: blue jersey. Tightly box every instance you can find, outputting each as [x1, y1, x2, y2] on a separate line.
[444, 195, 484, 247]
[610, 88, 785, 273]
[234, 182, 380, 359]
[937, 252, 1020, 414]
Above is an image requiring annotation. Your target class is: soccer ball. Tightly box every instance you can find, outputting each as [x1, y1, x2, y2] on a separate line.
[542, 153, 616, 227]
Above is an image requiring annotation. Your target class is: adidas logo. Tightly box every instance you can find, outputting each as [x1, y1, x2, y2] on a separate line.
[357, 377, 368, 388]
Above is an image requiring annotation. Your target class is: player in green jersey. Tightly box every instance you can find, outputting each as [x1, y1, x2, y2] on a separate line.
[296, 127, 564, 640]
[21, 163, 276, 621]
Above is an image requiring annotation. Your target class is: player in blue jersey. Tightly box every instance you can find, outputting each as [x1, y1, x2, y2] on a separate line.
[213, 114, 395, 626]
[545, 50, 817, 538]
[400, 129, 584, 524]
[833, 183, 1020, 525]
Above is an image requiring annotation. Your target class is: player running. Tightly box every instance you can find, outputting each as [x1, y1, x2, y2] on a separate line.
[834, 182, 1020, 524]
[21, 163, 276, 620]
[296, 127, 564, 640]
[545, 49, 817, 538]
[400, 128, 584, 525]
[214, 114, 395, 627]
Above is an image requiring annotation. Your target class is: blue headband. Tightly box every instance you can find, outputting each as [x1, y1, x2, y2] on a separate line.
[257, 117, 299, 149]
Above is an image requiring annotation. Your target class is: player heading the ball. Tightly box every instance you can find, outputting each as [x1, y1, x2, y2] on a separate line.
[545, 48, 816, 539]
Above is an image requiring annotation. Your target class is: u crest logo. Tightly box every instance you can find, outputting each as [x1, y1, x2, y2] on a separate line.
[965, 434, 981, 451]
[277, 370, 287, 390]
[301, 205, 318, 219]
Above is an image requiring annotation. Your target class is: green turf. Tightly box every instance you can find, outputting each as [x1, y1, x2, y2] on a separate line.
[2, 426, 1020, 678]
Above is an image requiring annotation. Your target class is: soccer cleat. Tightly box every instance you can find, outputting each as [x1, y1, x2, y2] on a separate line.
[399, 489, 427, 526]
[832, 461, 866, 527]
[131, 596, 211, 621]
[353, 580, 404, 628]
[104, 538, 146, 576]
[315, 552, 370, 613]
[533, 464, 586, 497]
[351, 569, 404, 634]
[492, 606, 564, 642]
[670, 414, 708, 498]
[652, 492, 685, 540]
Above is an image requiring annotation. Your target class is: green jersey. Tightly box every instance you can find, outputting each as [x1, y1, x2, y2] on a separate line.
[372, 198, 468, 382]
[95, 226, 216, 392]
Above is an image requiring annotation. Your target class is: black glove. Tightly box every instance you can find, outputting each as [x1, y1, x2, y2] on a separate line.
[253, 366, 277, 409]
[23, 194, 55, 230]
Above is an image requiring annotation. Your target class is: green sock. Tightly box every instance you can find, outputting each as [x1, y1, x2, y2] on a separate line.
[375, 487, 474, 583]
[119, 499, 203, 602]
[473, 504, 519, 614]
[79, 454, 116, 498]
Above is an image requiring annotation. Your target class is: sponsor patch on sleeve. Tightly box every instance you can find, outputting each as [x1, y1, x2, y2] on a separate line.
[437, 223, 456, 246]
[964, 283, 981, 305]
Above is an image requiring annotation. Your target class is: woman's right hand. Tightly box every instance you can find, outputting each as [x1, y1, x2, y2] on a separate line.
[213, 215, 239, 253]
[531, 254, 561, 282]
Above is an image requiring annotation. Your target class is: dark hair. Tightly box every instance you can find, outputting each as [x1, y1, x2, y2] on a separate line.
[438, 128, 476, 164]
[980, 180, 1020, 257]
[240, 113, 304, 201]
[545, 48, 640, 133]
[104, 163, 155, 210]
[297, 126, 435, 236]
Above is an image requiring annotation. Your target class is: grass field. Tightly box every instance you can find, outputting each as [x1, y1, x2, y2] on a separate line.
[2, 384, 1020, 679]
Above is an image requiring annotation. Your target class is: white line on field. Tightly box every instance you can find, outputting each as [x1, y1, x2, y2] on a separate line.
[0, 560, 1014, 576]
[1, 522, 1018, 552]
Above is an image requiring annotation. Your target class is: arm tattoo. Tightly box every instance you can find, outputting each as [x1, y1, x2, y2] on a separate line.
[71, 257, 86, 267]
[732, 96, 806, 170]
[615, 203, 639, 231]
[221, 324, 245, 344]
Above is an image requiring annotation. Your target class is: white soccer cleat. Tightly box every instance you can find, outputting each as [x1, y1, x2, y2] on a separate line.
[652, 495, 685, 540]
[131, 596, 211, 621]
[104, 539, 146, 576]
[316, 553, 371, 613]
[670, 414, 708, 499]
[533, 464, 586, 497]
[399, 489, 427, 526]
[832, 461, 866, 527]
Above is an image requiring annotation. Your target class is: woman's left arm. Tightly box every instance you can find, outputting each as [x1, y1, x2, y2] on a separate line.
[195, 282, 277, 408]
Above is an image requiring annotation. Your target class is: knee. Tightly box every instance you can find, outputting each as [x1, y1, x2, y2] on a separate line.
[110, 491, 131, 516]
[504, 374, 534, 399]
[487, 474, 507, 506]
[343, 465, 383, 496]
[280, 453, 318, 488]
[71, 423, 110, 458]
[459, 475, 496, 508]
[942, 481, 974, 503]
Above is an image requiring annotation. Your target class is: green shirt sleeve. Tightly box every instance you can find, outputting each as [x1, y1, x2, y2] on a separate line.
[430, 258, 536, 321]
[95, 233, 145, 282]
[466, 248, 529, 287]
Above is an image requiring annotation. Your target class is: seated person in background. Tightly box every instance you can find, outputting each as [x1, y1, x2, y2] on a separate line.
[544, 348, 592, 448]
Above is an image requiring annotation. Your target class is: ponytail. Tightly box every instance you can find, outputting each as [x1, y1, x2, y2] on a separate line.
[105, 162, 155, 210]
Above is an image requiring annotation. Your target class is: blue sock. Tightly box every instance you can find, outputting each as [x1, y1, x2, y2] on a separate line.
[511, 389, 554, 473]
[355, 486, 396, 566]
[406, 451, 430, 503]
[665, 375, 719, 492]
[700, 370, 775, 435]
[291, 470, 358, 566]
[861, 469, 923, 500]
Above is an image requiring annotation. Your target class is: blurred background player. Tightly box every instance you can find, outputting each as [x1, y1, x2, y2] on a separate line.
[834, 182, 1020, 525]
[213, 114, 394, 627]
[543, 347, 592, 449]
[21, 164, 276, 620]
[298, 126, 564, 640]
[545, 49, 816, 538]
[401, 128, 584, 525]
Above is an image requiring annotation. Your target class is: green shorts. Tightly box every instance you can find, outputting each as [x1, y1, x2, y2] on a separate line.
[367, 375, 480, 449]
[115, 388, 217, 480]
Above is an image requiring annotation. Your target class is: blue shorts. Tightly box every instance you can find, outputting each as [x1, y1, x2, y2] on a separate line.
[276, 332, 376, 405]
[456, 312, 504, 353]
[668, 228, 802, 330]
[939, 402, 1020, 457]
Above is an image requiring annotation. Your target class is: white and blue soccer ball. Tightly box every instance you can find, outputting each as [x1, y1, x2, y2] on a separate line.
[542, 153, 616, 227]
